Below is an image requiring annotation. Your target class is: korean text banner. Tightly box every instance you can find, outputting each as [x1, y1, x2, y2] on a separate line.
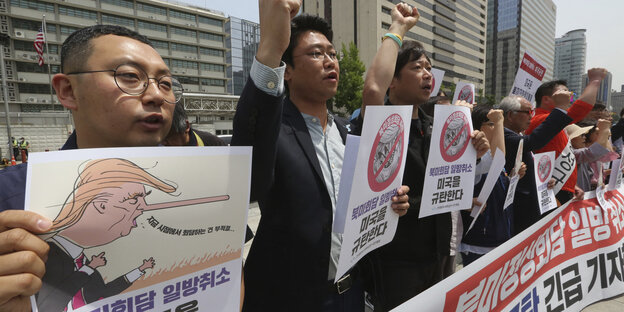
[334, 105, 412, 281]
[25, 147, 252, 312]
[509, 51, 547, 105]
[394, 188, 624, 312]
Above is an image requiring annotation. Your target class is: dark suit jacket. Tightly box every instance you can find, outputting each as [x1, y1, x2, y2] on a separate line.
[232, 81, 352, 311]
[504, 108, 572, 234]
[36, 241, 132, 312]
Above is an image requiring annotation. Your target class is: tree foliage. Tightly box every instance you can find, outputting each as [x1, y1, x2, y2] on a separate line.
[334, 42, 365, 115]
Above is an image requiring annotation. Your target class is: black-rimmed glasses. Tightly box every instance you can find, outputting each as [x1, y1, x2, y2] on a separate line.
[66, 63, 184, 104]
[514, 109, 535, 117]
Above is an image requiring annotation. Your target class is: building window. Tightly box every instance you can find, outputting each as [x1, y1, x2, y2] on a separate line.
[60, 25, 80, 35]
[178, 76, 199, 85]
[200, 47, 224, 57]
[200, 63, 224, 72]
[18, 83, 53, 94]
[137, 2, 167, 16]
[59, 6, 98, 20]
[12, 18, 55, 32]
[9, 0, 54, 12]
[151, 40, 169, 50]
[381, 6, 391, 15]
[381, 22, 390, 30]
[170, 9, 196, 22]
[14, 40, 59, 54]
[138, 20, 167, 32]
[170, 59, 198, 69]
[16, 61, 60, 73]
[198, 16, 223, 27]
[200, 78, 225, 87]
[171, 42, 197, 53]
[101, 0, 133, 9]
[199, 32, 223, 42]
[102, 14, 135, 27]
[171, 26, 196, 38]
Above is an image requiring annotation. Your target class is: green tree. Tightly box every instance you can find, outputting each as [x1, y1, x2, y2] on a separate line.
[334, 42, 365, 115]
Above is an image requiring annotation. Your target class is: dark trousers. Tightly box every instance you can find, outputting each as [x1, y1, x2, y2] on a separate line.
[461, 252, 483, 267]
[322, 276, 364, 312]
[371, 259, 441, 311]
[555, 190, 574, 206]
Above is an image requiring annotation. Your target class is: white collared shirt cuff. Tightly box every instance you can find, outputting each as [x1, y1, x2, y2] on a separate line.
[126, 268, 144, 283]
[79, 266, 94, 275]
[250, 57, 285, 96]
[555, 107, 567, 114]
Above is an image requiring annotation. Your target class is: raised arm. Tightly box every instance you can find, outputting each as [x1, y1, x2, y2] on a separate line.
[361, 3, 419, 114]
[568, 68, 608, 122]
[487, 109, 505, 156]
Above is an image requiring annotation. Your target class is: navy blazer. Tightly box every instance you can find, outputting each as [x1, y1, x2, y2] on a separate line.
[503, 108, 572, 234]
[232, 81, 352, 311]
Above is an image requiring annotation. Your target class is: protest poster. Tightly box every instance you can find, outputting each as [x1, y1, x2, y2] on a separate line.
[469, 149, 506, 231]
[551, 141, 577, 195]
[608, 151, 624, 190]
[533, 151, 557, 214]
[452, 81, 475, 104]
[333, 105, 412, 281]
[26, 146, 252, 312]
[509, 51, 547, 106]
[394, 187, 624, 312]
[503, 140, 524, 209]
[420, 105, 475, 218]
[430, 68, 445, 97]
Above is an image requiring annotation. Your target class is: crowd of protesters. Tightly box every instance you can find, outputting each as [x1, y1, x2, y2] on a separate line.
[0, 0, 616, 311]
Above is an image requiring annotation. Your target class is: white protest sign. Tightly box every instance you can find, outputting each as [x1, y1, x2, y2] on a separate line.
[451, 81, 475, 104]
[504, 140, 524, 209]
[509, 51, 547, 106]
[533, 151, 557, 214]
[430, 68, 445, 97]
[551, 141, 576, 195]
[607, 159, 621, 190]
[333, 105, 413, 281]
[468, 149, 506, 231]
[420, 105, 475, 218]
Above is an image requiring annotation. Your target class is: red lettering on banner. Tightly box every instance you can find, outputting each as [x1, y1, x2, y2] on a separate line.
[519, 53, 546, 80]
[445, 190, 624, 311]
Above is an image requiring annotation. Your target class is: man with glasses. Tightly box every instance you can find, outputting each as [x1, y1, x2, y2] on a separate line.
[500, 95, 577, 235]
[0, 25, 178, 311]
[232, 0, 409, 310]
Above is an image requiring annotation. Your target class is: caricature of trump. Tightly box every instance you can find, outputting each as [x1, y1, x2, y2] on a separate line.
[37, 158, 176, 311]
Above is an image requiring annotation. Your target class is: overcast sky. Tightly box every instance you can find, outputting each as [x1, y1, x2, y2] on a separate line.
[177, 0, 623, 91]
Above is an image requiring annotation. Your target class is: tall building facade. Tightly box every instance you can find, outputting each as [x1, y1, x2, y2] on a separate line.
[302, 0, 487, 92]
[226, 16, 259, 95]
[485, 0, 556, 102]
[612, 85, 624, 116]
[554, 29, 587, 95]
[582, 71, 612, 109]
[0, 0, 234, 152]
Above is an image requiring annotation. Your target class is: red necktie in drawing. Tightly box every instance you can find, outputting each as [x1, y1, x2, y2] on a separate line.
[71, 253, 87, 309]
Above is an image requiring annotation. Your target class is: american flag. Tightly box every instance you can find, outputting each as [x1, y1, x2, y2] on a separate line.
[34, 26, 45, 66]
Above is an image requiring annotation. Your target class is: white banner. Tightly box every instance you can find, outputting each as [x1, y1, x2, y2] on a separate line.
[333, 105, 413, 281]
[509, 51, 547, 106]
[504, 140, 524, 209]
[420, 105, 476, 218]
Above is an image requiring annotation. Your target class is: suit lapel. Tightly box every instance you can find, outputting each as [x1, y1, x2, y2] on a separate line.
[283, 99, 325, 182]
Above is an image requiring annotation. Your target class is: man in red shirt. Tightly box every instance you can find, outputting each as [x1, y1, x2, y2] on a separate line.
[526, 68, 607, 204]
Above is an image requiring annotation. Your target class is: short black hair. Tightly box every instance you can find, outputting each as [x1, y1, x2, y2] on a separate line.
[282, 14, 333, 68]
[394, 40, 431, 78]
[170, 101, 188, 134]
[61, 25, 152, 73]
[619, 107, 624, 117]
[471, 105, 490, 130]
[534, 80, 567, 107]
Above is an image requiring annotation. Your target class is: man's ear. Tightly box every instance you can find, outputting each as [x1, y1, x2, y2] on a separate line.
[52, 74, 78, 110]
[284, 64, 293, 84]
[184, 120, 191, 135]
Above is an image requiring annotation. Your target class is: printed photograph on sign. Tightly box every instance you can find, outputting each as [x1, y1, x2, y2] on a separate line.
[26, 147, 251, 312]
[451, 81, 475, 104]
[440, 111, 471, 162]
[537, 154, 552, 183]
[367, 113, 405, 191]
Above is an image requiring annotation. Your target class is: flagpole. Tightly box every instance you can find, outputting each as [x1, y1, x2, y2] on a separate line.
[42, 15, 53, 109]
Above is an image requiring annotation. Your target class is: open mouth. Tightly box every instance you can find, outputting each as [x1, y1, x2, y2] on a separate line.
[143, 114, 163, 124]
[423, 85, 432, 91]
[325, 72, 338, 81]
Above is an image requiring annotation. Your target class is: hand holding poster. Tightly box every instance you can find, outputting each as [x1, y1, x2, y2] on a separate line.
[452, 81, 475, 104]
[333, 105, 413, 281]
[430, 68, 445, 97]
[420, 105, 476, 218]
[509, 51, 547, 105]
[26, 147, 251, 312]
[533, 151, 557, 214]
